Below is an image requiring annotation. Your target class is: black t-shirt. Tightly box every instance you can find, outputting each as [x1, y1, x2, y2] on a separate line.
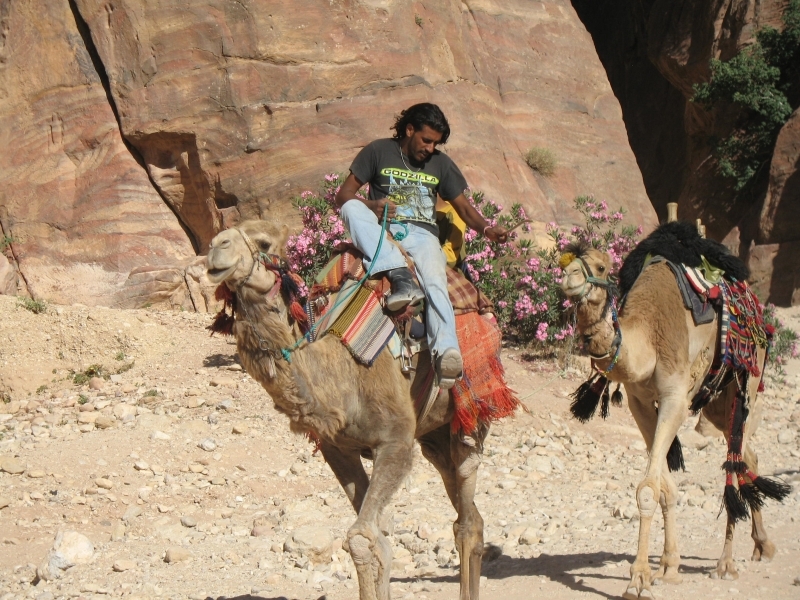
[349, 138, 468, 235]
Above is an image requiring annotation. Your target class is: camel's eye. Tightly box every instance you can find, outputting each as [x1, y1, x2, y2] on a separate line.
[258, 240, 271, 251]
[598, 265, 605, 273]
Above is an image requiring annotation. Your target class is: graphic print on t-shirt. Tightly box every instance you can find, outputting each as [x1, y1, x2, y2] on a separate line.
[381, 167, 440, 225]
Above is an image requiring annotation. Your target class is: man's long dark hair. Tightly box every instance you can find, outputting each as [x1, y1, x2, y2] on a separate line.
[391, 103, 451, 144]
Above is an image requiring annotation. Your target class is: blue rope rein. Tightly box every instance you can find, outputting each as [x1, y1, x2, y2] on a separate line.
[278, 204, 391, 361]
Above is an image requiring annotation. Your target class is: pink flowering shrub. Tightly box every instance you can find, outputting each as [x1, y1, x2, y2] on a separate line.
[464, 192, 640, 347]
[285, 173, 358, 286]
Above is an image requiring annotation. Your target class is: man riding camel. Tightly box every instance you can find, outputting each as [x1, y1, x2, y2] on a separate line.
[335, 103, 509, 389]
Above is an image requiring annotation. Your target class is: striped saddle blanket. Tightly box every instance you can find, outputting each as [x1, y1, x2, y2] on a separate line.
[306, 246, 493, 365]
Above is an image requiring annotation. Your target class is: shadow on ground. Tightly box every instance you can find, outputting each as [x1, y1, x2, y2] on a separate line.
[203, 353, 239, 368]
[391, 550, 715, 600]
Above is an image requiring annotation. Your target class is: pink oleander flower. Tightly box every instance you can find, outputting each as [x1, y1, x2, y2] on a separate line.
[535, 322, 548, 342]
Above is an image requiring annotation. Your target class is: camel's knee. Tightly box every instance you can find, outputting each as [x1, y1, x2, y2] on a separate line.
[347, 533, 374, 566]
[637, 482, 659, 517]
[456, 450, 481, 479]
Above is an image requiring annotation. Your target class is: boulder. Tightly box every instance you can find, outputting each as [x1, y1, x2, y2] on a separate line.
[37, 531, 95, 581]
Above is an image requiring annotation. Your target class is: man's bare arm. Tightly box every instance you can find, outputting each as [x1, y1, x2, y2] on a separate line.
[334, 172, 397, 219]
[449, 193, 508, 243]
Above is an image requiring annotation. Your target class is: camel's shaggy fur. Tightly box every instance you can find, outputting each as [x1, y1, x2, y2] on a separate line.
[619, 221, 749, 295]
[562, 245, 779, 600]
[207, 220, 487, 600]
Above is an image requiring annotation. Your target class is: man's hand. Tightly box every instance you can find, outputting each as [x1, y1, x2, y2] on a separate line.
[485, 225, 509, 244]
[371, 198, 397, 220]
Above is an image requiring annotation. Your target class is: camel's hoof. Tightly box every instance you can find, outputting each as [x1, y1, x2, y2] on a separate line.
[623, 587, 655, 600]
[710, 566, 739, 581]
[752, 541, 776, 562]
[653, 570, 682, 585]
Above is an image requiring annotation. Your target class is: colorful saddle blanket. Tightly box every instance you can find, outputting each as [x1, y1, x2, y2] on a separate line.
[306, 247, 517, 435]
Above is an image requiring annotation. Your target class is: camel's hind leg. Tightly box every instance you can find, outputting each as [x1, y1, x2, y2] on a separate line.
[744, 445, 776, 561]
[420, 424, 486, 600]
[624, 387, 685, 600]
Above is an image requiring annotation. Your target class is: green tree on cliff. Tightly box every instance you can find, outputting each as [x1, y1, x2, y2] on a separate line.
[692, 0, 800, 192]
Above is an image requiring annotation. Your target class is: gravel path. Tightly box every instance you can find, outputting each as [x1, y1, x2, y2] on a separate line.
[0, 296, 798, 600]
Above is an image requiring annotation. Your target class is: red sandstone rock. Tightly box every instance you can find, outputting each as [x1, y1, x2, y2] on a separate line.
[2, 0, 657, 308]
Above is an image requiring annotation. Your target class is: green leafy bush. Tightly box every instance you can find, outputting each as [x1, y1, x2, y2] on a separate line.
[692, 0, 800, 191]
[18, 296, 47, 314]
[763, 304, 799, 381]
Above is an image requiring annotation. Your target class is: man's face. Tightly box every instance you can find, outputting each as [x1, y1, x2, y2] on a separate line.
[405, 124, 443, 163]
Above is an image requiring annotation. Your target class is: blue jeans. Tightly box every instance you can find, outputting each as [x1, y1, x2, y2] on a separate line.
[340, 200, 460, 357]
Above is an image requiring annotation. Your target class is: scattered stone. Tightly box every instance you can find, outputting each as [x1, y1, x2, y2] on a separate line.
[111, 522, 126, 541]
[113, 404, 137, 420]
[210, 377, 236, 388]
[0, 498, 10, 510]
[77, 412, 98, 424]
[519, 527, 540, 545]
[165, 546, 192, 563]
[778, 430, 795, 445]
[286, 526, 334, 563]
[629, 440, 647, 452]
[232, 422, 249, 435]
[88, 377, 105, 390]
[27, 469, 46, 479]
[0, 400, 20, 414]
[198, 438, 217, 452]
[0, 456, 25, 474]
[181, 515, 197, 528]
[37, 531, 95, 581]
[217, 399, 234, 411]
[184, 397, 205, 409]
[526, 455, 552, 475]
[113, 559, 136, 572]
[123, 506, 142, 521]
[251, 525, 272, 537]
[133, 460, 150, 471]
[121, 384, 136, 394]
[95, 415, 115, 429]
[95, 478, 113, 489]
[150, 430, 171, 441]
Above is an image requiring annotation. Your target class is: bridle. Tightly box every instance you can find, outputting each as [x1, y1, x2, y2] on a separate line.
[230, 228, 304, 361]
[568, 255, 622, 369]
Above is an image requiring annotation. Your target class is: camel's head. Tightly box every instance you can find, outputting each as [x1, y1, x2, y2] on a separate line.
[207, 220, 289, 294]
[559, 243, 615, 305]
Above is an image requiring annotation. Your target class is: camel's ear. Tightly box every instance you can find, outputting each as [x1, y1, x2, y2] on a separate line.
[278, 224, 290, 256]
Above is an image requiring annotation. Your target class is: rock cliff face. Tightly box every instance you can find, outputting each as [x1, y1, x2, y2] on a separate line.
[572, 0, 800, 304]
[0, 0, 655, 308]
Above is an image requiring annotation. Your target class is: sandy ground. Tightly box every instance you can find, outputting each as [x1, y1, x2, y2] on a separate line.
[0, 295, 798, 600]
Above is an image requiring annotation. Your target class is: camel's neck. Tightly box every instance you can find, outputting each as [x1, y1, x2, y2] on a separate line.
[232, 286, 346, 439]
[574, 294, 651, 383]
[233, 287, 302, 395]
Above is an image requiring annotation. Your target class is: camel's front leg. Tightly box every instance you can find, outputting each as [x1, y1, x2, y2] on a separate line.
[653, 469, 682, 584]
[347, 438, 414, 600]
[420, 424, 486, 600]
[625, 386, 686, 599]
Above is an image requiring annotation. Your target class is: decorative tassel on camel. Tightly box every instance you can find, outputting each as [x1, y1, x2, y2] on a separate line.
[569, 373, 608, 423]
[209, 285, 237, 336]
